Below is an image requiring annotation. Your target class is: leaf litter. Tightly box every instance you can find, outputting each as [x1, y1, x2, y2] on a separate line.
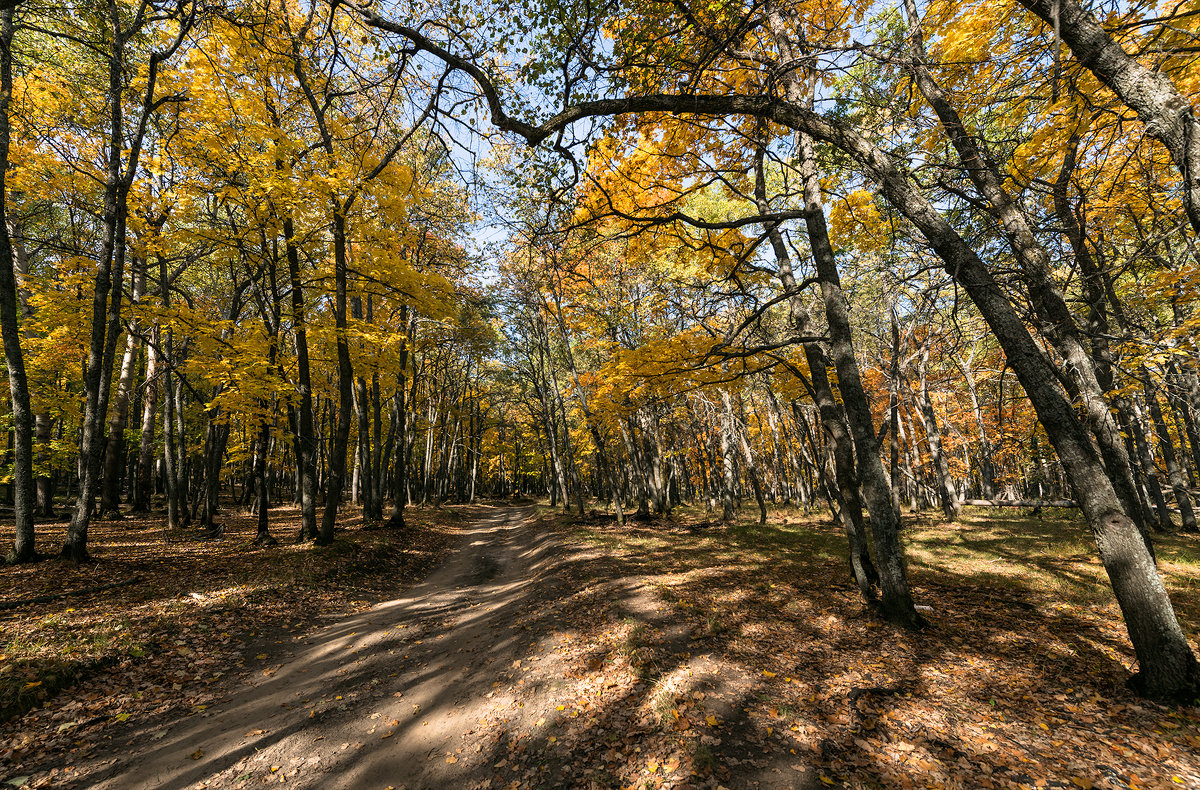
[0, 505, 456, 787]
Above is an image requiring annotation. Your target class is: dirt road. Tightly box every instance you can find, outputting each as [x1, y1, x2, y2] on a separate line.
[83, 505, 543, 788]
[75, 505, 810, 790]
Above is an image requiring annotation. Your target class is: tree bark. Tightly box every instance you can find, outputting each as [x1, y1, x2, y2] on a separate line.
[0, 6, 33, 563]
[752, 143, 879, 601]
[733, 393, 768, 525]
[718, 391, 737, 523]
[798, 130, 920, 628]
[284, 217, 318, 541]
[318, 208, 354, 545]
[63, 10, 133, 560]
[385, 306, 412, 529]
[62, 3, 189, 559]
[1145, 378, 1197, 532]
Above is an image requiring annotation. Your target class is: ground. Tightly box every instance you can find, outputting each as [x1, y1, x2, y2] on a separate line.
[1, 502, 1200, 789]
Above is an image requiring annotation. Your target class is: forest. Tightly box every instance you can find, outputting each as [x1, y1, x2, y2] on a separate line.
[3, 0, 1200, 787]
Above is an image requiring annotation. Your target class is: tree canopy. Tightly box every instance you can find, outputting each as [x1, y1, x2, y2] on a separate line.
[1, 0, 1200, 703]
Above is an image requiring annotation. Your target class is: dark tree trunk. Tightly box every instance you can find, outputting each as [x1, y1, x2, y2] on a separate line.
[902, 0, 1143, 533]
[284, 217, 318, 541]
[385, 307, 412, 530]
[0, 7, 33, 563]
[799, 134, 920, 628]
[318, 210, 354, 546]
[752, 144, 879, 600]
[62, 4, 189, 559]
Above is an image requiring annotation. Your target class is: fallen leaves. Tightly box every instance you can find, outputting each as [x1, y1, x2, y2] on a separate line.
[5, 506, 1200, 790]
[0, 507, 458, 788]
[539, 508, 1200, 789]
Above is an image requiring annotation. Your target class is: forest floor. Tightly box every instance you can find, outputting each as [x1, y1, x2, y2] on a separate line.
[0, 503, 1199, 789]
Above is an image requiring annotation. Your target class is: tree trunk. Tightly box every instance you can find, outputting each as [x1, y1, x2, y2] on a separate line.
[1130, 394, 1175, 533]
[284, 217, 318, 542]
[99, 262, 145, 519]
[718, 391, 737, 523]
[916, 343, 960, 521]
[62, 1, 185, 559]
[903, 0, 1144, 532]
[800, 142, 919, 626]
[958, 351, 995, 500]
[254, 419, 275, 545]
[385, 307, 412, 529]
[63, 56, 130, 558]
[733, 393, 767, 525]
[1146, 379, 1197, 532]
[132, 328, 159, 513]
[0, 7, 34, 563]
[318, 209, 354, 545]
[752, 143, 879, 601]
[790, 95, 1199, 697]
[162, 340, 180, 530]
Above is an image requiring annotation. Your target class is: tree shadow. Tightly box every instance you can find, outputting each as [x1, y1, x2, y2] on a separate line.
[19, 504, 1200, 789]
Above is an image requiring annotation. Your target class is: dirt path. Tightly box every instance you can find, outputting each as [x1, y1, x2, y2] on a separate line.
[66, 505, 811, 790]
[79, 505, 533, 789]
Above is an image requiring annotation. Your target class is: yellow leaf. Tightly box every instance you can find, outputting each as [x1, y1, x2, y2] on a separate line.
[190, 749, 204, 760]
[705, 715, 718, 726]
